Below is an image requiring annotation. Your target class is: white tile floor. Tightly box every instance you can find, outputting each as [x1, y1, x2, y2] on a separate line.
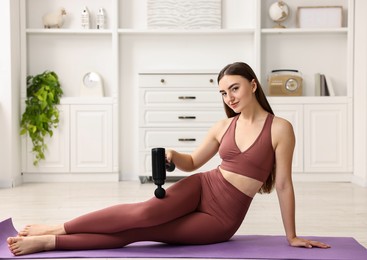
[0, 180, 366, 260]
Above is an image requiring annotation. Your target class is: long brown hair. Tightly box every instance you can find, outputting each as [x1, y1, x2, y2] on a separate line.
[217, 62, 275, 194]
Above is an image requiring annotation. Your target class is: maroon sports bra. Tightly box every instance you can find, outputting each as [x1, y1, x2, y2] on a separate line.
[218, 114, 275, 183]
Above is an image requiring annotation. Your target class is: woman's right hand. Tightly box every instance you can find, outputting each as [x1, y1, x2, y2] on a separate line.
[165, 149, 175, 164]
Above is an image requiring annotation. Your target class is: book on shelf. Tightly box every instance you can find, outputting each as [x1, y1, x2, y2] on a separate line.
[315, 73, 321, 96]
[315, 73, 335, 96]
[324, 74, 336, 96]
[321, 74, 329, 96]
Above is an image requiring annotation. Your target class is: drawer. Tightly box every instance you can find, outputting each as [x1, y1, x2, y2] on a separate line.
[139, 73, 218, 88]
[140, 151, 221, 177]
[140, 89, 223, 107]
[140, 129, 208, 150]
[140, 109, 226, 127]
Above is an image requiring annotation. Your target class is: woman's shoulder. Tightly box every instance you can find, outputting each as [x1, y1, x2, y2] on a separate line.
[210, 116, 236, 140]
[272, 115, 292, 127]
[215, 116, 236, 129]
[271, 115, 296, 153]
[271, 115, 294, 137]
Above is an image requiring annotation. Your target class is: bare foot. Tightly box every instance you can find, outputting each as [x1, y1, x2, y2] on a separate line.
[7, 235, 55, 256]
[18, 224, 66, 236]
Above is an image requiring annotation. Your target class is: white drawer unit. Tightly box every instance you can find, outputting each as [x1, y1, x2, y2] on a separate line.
[139, 72, 226, 182]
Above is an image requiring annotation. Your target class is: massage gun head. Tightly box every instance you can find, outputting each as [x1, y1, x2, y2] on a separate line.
[154, 187, 166, 199]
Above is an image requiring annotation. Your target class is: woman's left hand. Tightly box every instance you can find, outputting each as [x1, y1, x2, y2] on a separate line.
[289, 237, 331, 249]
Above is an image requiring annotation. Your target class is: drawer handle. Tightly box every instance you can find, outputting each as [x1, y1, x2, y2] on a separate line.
[209, 79, 214, 83]
[178, 96, 196, 100]
[160, 79, 165, 83]
[178, 116, 196, 120]
[178, 138, 196, 142]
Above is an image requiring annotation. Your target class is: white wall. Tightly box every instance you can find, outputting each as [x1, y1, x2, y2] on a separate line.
[353, 0, 367, 186]
[0, 0, 21, 188]
[0, 0, 11, 186]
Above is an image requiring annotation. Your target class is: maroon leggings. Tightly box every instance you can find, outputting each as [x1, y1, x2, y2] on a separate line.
[55, 168, 253, 250]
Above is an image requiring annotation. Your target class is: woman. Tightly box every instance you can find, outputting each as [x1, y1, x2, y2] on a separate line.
[7, 62, 330, 256]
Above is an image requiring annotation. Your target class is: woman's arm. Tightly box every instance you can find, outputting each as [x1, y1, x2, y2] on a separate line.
[273, 117, 330, 249]
[273, 118, 297, 242]
[166, 119, 227, 172]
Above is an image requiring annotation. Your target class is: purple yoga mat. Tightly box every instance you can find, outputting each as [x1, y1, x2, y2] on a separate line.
[1, 218, 366, 259]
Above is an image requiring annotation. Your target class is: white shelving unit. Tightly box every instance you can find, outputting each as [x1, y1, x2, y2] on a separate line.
[20, 0, 119, 181]
[21, 0, 354, 182]
[138, 71, 225, 182]
[260, 0, 353, 181]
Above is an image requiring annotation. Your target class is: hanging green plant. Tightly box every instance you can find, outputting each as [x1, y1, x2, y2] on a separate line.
[20, 71, 63, 166]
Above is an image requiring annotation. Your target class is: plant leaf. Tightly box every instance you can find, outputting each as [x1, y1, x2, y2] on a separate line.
[20, 71, 63, 165]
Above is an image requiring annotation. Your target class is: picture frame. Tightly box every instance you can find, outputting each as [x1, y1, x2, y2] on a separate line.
[296, 6, 343, 28]
[147, 0, 222, 29]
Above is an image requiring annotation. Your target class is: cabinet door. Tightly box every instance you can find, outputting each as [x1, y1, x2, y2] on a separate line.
[70, 105, 112, 172]
[271, 104, 303, 173]
[26, 105, 70, 172]
[304, 104, 348, 172]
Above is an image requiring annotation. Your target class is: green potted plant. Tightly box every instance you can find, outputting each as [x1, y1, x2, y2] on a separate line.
[20, 71, 63, 166]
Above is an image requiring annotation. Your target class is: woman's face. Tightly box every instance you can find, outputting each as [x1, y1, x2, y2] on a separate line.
[218, 75, 256, 114]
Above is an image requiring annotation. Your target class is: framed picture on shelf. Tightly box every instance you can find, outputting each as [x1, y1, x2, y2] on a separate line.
[296, 6, 343, 28]
[147, 0, 221, 29]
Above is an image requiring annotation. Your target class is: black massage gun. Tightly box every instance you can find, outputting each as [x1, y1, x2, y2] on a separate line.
[151, 147, 175, 199]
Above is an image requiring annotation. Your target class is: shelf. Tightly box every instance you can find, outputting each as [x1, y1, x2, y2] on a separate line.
[26, 29, 113, 35]
[268, 96, 351, 104]
[59, 97, 115, 105]
[26, 28, 257, 35]
[140, 69, 217, 74]
[20, 97, 116, 105]
[116, 27, 348, 35]
[118, 28, 255, 35]
[261, 28, 348, 34]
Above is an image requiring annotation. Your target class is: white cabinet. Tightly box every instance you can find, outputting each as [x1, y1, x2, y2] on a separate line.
[262, 0, 354, 180]
[271, 104, 303, 173]
[270, 99, 352, 178]
[20, 0, 119, 181]
[25, 105, 70, 173]
[23, 102, 116, 181]
[304, 104, 348, 172]
[70, 105, 113, 172]
[139, 72, 225, 181]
